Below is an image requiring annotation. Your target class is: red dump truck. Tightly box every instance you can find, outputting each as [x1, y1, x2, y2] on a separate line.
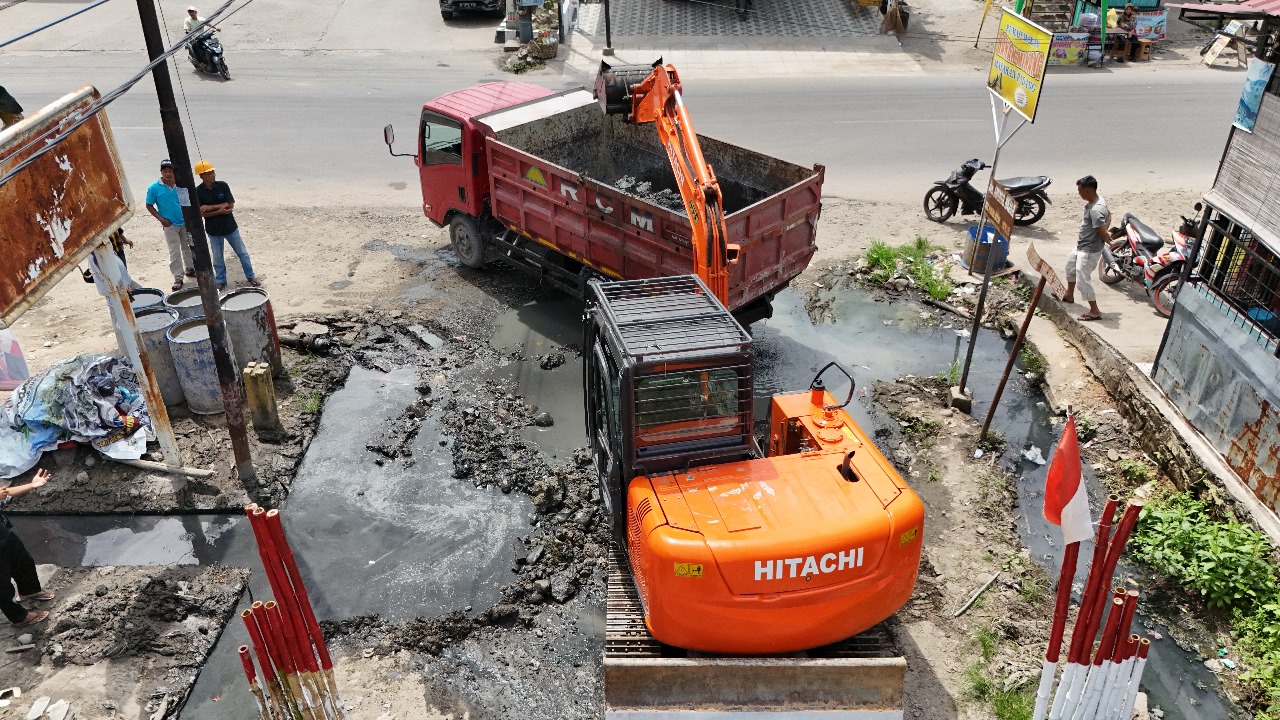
[384, 81, 824, 323]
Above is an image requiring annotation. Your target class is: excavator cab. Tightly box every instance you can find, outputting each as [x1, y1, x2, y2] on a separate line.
[585, 275, 924, 655]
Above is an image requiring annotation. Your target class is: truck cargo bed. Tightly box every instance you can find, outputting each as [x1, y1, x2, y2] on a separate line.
[478, 91, 823, 317]
[605, 550, 907, 718]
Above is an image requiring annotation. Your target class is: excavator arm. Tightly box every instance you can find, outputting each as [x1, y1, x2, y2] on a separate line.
[595, 60, 739, 306]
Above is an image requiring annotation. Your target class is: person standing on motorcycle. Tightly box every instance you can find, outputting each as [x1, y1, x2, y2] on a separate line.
[1061, 175, 1109, 321]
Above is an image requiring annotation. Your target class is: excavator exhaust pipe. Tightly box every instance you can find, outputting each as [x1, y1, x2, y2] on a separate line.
[594, 59, 663, 117]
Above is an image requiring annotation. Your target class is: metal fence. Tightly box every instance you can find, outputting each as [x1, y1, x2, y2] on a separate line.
[1195, 208, 1280, 356]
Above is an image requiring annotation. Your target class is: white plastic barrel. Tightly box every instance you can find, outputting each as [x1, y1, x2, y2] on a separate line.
[220, 287, 282, 376]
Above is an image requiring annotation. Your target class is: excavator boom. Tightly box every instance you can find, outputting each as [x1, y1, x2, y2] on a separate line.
[595, 60, 738, 306]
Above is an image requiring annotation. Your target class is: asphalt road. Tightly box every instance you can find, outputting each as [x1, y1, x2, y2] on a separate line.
[2, 23, 1244, 206]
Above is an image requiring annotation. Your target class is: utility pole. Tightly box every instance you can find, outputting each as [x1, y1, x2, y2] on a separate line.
[134, 0, 256, 485]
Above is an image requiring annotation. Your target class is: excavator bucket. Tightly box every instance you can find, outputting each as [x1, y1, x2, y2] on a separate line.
[594, 59, 663, 117]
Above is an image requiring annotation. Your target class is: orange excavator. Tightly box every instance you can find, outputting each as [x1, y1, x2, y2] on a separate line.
[589, 62, 925, 716]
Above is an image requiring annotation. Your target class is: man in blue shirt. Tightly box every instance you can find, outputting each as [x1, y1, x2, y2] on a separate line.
[144, 159, 195, 291]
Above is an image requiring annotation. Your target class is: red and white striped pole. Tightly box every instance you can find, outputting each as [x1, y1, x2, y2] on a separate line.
[1033, 540, 1081, 720]
[243, 605, 292, 720]
[1117, 638, 1151, 720]
[239, 645, 272, 720]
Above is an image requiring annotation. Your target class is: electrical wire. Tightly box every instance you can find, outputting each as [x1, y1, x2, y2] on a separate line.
[0, 0, 252, 187]
[0, 0, 118, 49]
[155, 0, 203, 159]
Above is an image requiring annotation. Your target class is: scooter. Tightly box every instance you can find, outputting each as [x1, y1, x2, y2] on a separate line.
[188, 29, 229, 80]
[1099, 211, 1197, 318]
[923, 159, 1053, 227]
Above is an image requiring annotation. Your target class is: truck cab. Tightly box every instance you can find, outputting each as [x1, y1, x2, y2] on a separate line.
[412, 82, 552, 231]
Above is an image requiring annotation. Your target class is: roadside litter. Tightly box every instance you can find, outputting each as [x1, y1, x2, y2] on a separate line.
[0, 354, 153, 478]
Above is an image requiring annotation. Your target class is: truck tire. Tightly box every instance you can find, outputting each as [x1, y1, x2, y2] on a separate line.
[441, 9, 454, 19]
[450, 215, 488, 269]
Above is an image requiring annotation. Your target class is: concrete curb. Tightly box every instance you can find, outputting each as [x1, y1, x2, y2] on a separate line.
[1017, 272, 1280, 544]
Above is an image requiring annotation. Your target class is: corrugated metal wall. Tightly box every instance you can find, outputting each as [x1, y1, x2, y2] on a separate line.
[1157, 286, 1280, 508]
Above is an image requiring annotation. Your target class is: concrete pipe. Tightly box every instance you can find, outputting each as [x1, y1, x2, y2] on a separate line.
[220, 287, 283, 376]
[166, 316, 228, 415]
[134, 308, 185, 407]
[163, 287, 205, 319]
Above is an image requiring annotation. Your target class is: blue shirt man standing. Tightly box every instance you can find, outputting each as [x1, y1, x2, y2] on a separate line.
[144, 159, 195, 291]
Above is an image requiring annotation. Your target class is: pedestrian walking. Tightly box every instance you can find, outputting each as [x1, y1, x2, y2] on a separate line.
[194, 160, 259, 291]
[1, 469, 54, 627]
[145, 160, 196, 291]
[1060, 175, 1109, 322]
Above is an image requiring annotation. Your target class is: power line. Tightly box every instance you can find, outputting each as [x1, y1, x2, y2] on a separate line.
[0, 0, 251, 186]
[0, 0, 118, 49]
[155, 0, 204, 159]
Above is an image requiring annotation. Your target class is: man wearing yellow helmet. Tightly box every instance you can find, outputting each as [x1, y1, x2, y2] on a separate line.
[194, 160, 259, 291]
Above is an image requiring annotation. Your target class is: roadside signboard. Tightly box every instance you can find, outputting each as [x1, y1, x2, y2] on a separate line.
[1203, 19, 1244, 66]
[1026, 243, 1066, 300]
[984, 178, 1017, 242]
[987, 9, 1052, 123]
[0, 85, 132, 328]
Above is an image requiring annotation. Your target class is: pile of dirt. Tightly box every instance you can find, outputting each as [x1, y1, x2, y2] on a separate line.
[1, 565, 249, 720]
[613, 175, 684, 212]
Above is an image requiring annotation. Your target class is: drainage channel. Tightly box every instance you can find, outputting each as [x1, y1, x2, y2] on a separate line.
[12, 365, 533, 720]
[485, 286, 1231, 719]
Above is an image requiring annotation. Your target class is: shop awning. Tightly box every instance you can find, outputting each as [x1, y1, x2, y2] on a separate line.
[1165, 0, 1280, 18]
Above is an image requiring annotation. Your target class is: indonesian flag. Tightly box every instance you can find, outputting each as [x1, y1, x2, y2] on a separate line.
[1043, 415, 1092, 545]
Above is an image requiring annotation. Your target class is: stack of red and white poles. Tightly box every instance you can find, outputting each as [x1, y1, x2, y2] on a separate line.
[1033, 414, 1152, 720]
[236, 504, 348, 720]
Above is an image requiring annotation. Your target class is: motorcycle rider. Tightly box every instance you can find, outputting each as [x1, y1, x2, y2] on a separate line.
[184, 7, 219, 69]
[1061, 175, 1109, 322]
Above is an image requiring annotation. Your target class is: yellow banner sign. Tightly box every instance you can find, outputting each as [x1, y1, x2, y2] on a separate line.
[987, 9, 1052, 123]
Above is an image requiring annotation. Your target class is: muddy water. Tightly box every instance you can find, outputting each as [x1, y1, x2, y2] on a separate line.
[487, 285, 1230, 719]
[13, 365, 534, 720]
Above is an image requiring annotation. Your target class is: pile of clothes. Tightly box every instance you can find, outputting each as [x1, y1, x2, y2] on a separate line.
[0, 354, 153, 478]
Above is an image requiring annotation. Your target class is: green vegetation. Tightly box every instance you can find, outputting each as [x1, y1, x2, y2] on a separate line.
[1075, 415, 1097, 442]
[863, 237, 955, 300]
[978, 428, 1006, 454]
[302, 391, 323, 414]
[966, 627, 1036, 720]
[1018, 347, 1046, 376]
[1132, 492, 1280, 717]
[1116, 458, 1155, 484]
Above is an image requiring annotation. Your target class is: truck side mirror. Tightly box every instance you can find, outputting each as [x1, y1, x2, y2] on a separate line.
[383, 124, 414, 158]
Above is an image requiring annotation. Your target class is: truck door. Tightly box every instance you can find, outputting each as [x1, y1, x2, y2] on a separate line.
[418, 110, 466, 225]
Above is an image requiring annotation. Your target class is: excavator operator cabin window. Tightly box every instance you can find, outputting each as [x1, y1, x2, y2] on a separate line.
[633, 368, 740, 447]
[420, 112, 463, 167]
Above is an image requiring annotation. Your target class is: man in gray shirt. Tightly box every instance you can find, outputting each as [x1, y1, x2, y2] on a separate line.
[1061, 175, 1109, 321]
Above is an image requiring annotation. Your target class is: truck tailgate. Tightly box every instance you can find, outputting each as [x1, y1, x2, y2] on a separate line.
[480, 94, 822, 312]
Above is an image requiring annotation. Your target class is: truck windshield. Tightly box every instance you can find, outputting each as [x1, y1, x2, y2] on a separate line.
[420, 112, 463, 166]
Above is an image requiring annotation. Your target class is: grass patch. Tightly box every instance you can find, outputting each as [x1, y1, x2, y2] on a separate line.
[302, 391, 323, 414]
[976, 625, 999, 662]
[991, 689, 1035, 720]
[978, 428, 1006, 454]
[1018, 347, 1046, 376]
[1132, 491, 1280, 717]
[1117, 459, 1155, 484]
[867, 240, 897, 281]
[966, 664, 993, 699]
[1075, 415, 1097, 442]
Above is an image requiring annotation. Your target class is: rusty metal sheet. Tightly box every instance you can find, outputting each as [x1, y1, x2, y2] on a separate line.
[0, 85, 133, 328]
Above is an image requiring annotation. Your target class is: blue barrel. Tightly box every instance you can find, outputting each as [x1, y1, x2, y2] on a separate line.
[166, 316, 227, 415]
[129, 288, 166, 313]
[220, 287, 282, 376]
[962, 225, 1010, 272]
[135, 308, 185, 407]
[164, 287, 205, 320]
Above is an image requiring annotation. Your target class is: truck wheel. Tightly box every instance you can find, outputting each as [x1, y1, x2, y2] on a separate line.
[450, 215, 488, 269]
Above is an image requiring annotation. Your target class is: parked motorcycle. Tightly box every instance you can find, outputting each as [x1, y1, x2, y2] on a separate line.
[923, 159, 1052, 227]
[188, 29, 229, 80]
[1099, 211, 1198, 318]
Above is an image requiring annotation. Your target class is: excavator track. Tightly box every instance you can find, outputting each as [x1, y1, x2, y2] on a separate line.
[606, 548, 897, 660]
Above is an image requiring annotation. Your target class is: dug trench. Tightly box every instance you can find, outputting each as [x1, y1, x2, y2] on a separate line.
[6, 256, 1239, 719]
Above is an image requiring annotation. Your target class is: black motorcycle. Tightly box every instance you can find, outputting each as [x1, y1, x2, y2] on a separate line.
[188, 29, 229, 80]
[923, 159, 1052, 227]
